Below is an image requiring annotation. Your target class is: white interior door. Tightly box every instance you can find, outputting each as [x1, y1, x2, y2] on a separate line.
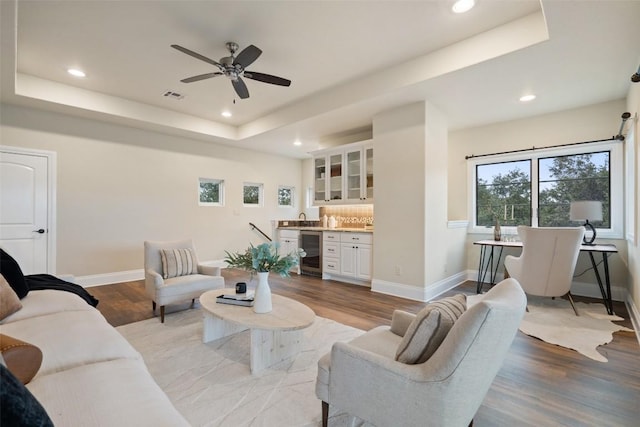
[0, 150, 50, 274]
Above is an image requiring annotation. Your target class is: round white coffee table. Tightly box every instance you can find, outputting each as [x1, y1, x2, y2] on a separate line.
[200, 289, 315, 374]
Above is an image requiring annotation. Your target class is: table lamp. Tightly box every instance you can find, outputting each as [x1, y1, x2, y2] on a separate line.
[569, 201, 603, 245]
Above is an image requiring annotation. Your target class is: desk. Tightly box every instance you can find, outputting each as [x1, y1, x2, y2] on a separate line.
[474, 240, 618, 315]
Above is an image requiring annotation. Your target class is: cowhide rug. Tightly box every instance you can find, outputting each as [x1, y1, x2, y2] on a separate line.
[468, 294, 633, 362]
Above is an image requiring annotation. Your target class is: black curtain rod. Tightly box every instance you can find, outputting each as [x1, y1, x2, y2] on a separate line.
[465, 136, 621, 160]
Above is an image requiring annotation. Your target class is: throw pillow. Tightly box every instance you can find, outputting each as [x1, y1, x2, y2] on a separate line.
[0, 248, 29, 299]
[160, 248, 198, 279]
[0, 275, 22, 321]
[0, 364, 54, 427]
[395, 294, 466, 364]
[0, 334, 43, 384]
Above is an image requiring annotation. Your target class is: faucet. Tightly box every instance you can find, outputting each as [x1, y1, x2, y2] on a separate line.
[298, 212, 307, 220]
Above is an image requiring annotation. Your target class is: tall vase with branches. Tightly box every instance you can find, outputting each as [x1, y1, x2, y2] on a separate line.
[225, 242, 305, 313]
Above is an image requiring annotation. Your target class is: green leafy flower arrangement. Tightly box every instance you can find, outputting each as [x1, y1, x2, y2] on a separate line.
[224, 242, 306, 277]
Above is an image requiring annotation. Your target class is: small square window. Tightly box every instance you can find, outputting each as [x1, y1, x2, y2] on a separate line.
[243, 182, 263, 207]
[199, 178, 224, 206]
[278, 186, 294, 207]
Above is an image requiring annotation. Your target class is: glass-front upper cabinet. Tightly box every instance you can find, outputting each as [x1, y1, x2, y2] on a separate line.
[365, 145, 373, 201]
[346, 149, 362, 201]
[312, 141, 372, 206]
[314, 152, 343, 204]
[344, 144, 373, 203]
[314, 157, 327, 204]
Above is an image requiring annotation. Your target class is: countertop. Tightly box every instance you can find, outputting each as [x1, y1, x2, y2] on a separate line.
[277, 226, 373, 233]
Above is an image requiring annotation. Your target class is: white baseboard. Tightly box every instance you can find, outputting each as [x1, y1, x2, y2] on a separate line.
[74, 259, 227, 287]
[76, 269, 144, 287]
[625, 294, 640, 346]
[371, 271, 469, 302]
[470, 271, 626, 302]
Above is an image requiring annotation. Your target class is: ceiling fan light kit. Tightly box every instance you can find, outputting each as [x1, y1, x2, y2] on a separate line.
[172, 42, 291, 99]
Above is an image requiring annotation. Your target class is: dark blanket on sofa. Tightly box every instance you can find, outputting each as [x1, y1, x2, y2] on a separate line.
[25, 274, 99, 307]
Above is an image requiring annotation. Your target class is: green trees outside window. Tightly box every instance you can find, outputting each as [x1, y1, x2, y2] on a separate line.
[539, 152, 610, 227]
[477, 160, 531, 227]
[475, 151, 610, 228]
[199, 178, 223, 205]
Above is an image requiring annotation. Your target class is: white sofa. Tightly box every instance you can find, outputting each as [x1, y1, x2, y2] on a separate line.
[0, 289, 189, 426]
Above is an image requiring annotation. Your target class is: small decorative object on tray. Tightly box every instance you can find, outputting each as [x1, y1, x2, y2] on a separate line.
[216, 292, 255, 307]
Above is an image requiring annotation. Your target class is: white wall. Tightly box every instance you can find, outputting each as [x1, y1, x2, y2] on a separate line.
[371, 101, 453, 301]
[0, 104, 303, 277]
[448, 99, 631, 299]
[625, 80, 640, 324]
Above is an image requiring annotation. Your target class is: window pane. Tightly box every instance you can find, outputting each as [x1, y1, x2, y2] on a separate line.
[199, 178, 222, 204]
[278, 186, 293, 206]
[476, 160, 531, 227]
[243, 184, 261, 205]
[538, 152, 610, 227]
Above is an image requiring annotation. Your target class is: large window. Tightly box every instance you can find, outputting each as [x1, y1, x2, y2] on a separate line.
[538, 152, 610, 227]
[198, 178, 224, 206]
[476, 160, 531, 227]
[469, 141, 622, 237]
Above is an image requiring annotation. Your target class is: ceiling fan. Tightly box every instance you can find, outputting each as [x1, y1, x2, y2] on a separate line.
[171, 42, 291, 99]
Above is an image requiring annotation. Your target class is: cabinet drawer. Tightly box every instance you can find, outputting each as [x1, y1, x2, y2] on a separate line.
[323, 242, 340, 257]
[323, 257, 340, 274]
[323, 231, 341, 242]
[340, 232, 372, 244]
[279, 229, 299, 238]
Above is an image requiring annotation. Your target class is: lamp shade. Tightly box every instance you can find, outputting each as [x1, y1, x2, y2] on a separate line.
[569, 201, 603, 222]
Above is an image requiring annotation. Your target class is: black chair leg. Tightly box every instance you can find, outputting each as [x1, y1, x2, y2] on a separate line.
[321, 401, 328, 427]
[160, 306, 165, 323]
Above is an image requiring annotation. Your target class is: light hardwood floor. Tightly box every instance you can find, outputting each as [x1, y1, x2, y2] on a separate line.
[91, 269, 640, 426]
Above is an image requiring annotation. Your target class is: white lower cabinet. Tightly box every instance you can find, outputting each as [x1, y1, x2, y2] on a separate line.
[323, 231, 372, 285]
[278, 229, 300, 274]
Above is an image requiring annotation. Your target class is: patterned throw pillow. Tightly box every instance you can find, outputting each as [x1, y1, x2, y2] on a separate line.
[0, 275, 22, 321]
[395, 294, 467, 364]
[160, 248, 198, 279]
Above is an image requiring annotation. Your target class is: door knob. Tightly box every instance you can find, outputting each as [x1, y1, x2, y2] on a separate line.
[33, 228, 45, 234]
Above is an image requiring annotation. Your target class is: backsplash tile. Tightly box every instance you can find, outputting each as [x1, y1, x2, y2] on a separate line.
[319, 205, 374, 229]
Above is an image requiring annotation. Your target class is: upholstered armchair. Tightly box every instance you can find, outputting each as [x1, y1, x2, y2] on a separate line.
[144, 239, 225, 323]
[504, 226, 584, 315]
[316, 278, 526, 427]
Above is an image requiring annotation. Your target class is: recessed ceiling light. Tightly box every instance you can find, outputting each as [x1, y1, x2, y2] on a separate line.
[452, 0, 475, 14]
[519, 94, 536, 102]
[67, 68, 86, 78]
[293, 140, 302, 146]
[221, 110, 232, 118]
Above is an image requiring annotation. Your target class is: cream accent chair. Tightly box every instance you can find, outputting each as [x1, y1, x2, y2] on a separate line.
[316, 278, 526, 427]
[144, 239, 225, 323]
[504, 226, 584, 315]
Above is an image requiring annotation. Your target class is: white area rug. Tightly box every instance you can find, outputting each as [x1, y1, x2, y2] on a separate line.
[468, 294, 633, 362]
[117, 309, 364, 427]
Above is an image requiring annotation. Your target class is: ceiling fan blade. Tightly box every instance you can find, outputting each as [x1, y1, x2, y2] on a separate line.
[180, 72, 223, 83]
[232, 77, 250, 99]
[244, 71, 291, 87]
[171, 44, 222, 69]
[233, 45, 262, 68]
